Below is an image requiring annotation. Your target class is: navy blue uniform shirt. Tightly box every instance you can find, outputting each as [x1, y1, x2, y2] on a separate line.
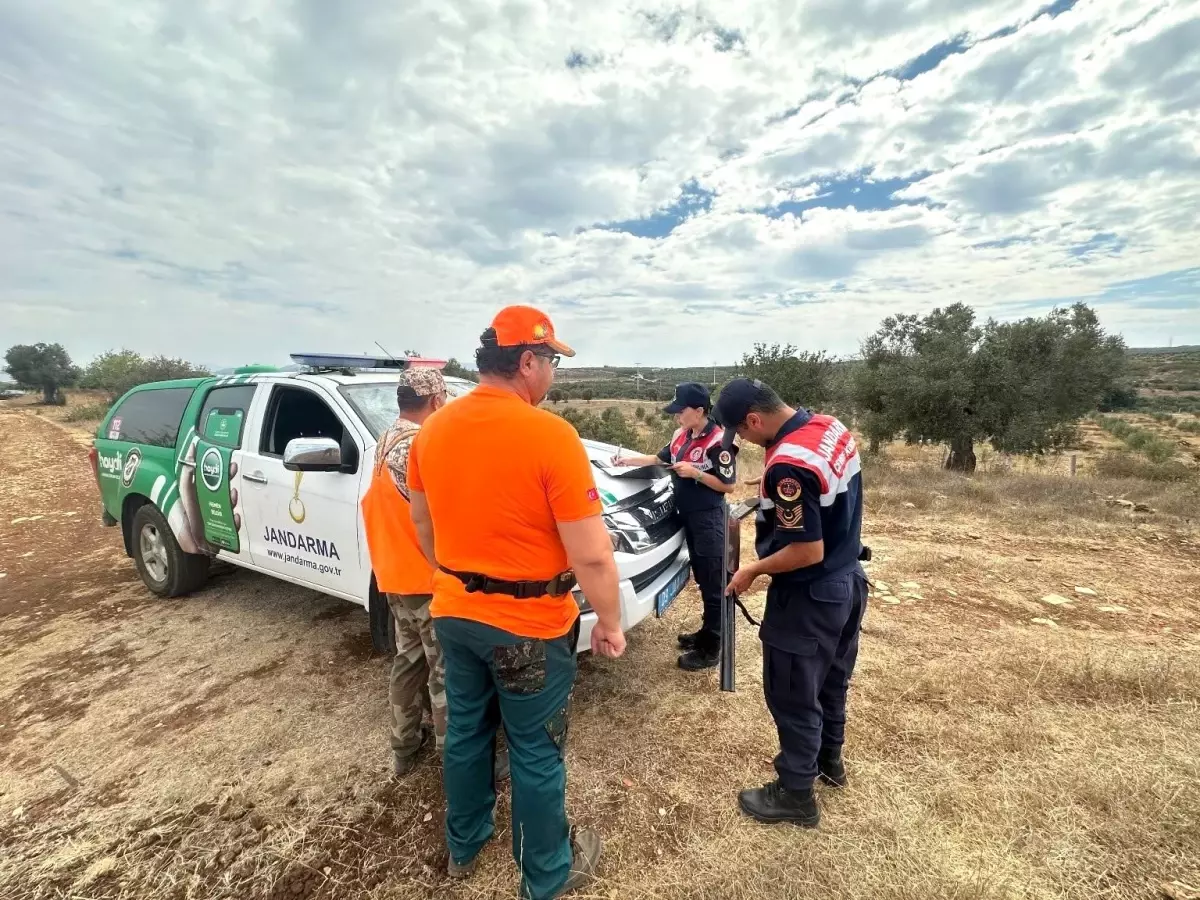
[755, 410, 864, 585]
[656, 420, 737, 514]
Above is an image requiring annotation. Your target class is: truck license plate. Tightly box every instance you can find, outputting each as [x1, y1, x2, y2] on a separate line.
[655, 565, 690, 617]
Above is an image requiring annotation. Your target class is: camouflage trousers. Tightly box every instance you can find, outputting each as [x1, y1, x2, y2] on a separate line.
[387, 593, 447, 760]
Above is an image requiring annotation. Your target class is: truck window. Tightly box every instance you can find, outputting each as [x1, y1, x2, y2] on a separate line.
[107, 387, 194, 448]
[197, 385, 257, 449]
[260, 386, 347, 456]
[339, 378, 474, 439]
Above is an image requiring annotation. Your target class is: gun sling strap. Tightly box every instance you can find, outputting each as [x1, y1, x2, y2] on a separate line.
[729, 545, 871, 628]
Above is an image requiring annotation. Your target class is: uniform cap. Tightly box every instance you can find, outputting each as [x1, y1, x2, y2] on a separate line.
[489, 305, 575, 357]
[396, 366, 446, 403]
[663, 381, 711, 415]
[713, 377, 765, 449]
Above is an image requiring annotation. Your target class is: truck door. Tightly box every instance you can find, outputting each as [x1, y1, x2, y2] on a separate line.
[184, 382, 260, 561]
[237, 382, 367, 602]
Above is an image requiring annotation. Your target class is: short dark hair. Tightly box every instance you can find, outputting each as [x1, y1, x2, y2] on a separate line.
[474, 327, 550, 377]
[746, 382, 785, 416]
[395, 388, 434, 416]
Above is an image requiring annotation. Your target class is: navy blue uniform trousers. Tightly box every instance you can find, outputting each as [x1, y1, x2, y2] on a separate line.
[681, 506, 725, 641]
[760, 567, 868, 791]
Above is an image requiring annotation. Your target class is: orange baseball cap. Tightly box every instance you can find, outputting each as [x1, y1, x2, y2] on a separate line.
[490, 305, 576, 357]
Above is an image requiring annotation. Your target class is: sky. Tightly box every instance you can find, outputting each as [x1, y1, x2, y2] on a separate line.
[1, 0, 1198, 371]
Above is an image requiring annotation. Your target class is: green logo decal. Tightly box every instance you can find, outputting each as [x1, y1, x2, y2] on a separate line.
[121, 448, 141, 488]
[200, 447, 224, 491]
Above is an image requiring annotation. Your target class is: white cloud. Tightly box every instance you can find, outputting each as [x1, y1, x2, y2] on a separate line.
[1, 0, 1198, 372]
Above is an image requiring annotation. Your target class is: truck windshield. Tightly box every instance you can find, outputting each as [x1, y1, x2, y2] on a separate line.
[339, 379, 476, 439]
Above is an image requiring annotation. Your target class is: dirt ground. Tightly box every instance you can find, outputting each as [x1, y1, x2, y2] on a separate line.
[2, 403, 1199, 900]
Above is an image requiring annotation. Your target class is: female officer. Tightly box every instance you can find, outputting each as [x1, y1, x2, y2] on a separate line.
[611, 382, 737, 670]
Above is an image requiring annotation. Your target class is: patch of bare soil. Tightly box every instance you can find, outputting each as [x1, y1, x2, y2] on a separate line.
[1, 410, 1198, 900]
[0, 409, 150, 649]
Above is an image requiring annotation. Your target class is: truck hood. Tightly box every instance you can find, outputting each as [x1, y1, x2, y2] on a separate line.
[580, 439, 672, 508]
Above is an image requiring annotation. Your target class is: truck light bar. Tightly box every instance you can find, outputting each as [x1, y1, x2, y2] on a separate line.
[289, 353, 447, 371]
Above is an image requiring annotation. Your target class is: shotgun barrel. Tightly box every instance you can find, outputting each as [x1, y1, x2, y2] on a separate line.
[719, 498, 760, 693]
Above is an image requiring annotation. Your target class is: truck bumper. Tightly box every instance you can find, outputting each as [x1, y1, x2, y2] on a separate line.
[573, 538, 691, 654]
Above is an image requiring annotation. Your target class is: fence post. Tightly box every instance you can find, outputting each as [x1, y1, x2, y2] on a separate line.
[1070, 454, 1077, 477]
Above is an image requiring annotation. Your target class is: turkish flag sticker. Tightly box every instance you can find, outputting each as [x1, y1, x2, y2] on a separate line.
[587, 488, 599, 502]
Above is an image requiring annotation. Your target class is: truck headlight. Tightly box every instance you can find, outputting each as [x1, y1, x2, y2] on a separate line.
[603, 511, 654, 554]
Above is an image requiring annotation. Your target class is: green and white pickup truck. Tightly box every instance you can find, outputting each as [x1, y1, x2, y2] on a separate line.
[87, 354, 691, 653]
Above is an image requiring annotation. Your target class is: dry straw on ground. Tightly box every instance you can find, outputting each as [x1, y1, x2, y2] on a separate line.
[1, 405, 1198, 900]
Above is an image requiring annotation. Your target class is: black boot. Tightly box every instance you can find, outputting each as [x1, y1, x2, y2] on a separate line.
[817, 749, 847, 788]
[738, 780, 820, 827]
[677, 630, 703, 651]
[678, 632, 719, 671]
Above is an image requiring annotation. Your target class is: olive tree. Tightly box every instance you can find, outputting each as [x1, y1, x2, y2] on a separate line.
[4, 343, 80, 404]
[853, 302, 1125, 472]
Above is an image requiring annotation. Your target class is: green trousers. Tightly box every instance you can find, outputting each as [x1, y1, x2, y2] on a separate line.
[434, 615, 579, 900]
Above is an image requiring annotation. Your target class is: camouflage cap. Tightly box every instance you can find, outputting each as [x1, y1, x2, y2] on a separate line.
[396, 366, 446, 402]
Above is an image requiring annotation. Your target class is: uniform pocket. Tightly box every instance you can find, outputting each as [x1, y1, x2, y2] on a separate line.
[759, 627, 819, 656]
[544, 687, 574, 758]
[809, 575, 852, 604]
[493, 641, 547, 696]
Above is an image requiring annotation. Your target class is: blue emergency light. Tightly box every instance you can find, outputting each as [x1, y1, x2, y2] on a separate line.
[290, 353, 447, 370]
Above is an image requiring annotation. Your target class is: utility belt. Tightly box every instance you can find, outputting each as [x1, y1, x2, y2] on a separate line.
[438, 566, 578, 599]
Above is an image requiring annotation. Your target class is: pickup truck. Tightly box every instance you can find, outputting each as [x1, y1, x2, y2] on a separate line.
[87, 355, 691, 653]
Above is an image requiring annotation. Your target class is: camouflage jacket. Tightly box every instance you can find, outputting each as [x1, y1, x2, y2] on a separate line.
[375, 416, 421, 501]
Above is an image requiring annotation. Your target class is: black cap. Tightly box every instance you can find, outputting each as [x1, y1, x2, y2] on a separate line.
[663, 381, 711, 415]
[713, 377, 764, 449]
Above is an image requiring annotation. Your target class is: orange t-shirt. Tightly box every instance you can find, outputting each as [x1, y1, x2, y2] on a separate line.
[406, 384, 602, 639]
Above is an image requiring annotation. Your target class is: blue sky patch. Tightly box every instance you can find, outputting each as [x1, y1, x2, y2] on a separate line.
[1068, 232, 1126, 259]
[593, 180, 715, 238]
[759, 171, 928, 219]
[891, 35, 970, 82]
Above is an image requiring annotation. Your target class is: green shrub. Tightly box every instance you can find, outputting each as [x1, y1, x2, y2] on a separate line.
[558, 406, 639, 449]
[64, 401, 112, 423]
[1093, 451, 1195, 483]
[1096, 416, 1179, 463]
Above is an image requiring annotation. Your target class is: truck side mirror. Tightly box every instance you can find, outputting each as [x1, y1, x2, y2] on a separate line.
[283, 437, 344, 472]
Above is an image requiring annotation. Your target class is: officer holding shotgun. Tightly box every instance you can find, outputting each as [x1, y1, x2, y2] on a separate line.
[713, 377, 868, 828]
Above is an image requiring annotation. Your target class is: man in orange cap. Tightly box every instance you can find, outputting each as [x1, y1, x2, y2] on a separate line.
[407, 306, 625, 899]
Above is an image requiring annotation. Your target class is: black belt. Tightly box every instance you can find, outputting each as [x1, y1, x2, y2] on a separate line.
[439, 566, 577, 599]
[859, 545, 872, 562]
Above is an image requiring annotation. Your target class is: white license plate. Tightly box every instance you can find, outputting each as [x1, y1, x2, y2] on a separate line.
[655, 565, 690, 617]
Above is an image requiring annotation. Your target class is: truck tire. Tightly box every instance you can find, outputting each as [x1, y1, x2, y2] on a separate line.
[131, 503, 210, 597]
[369, 584, 397, 655]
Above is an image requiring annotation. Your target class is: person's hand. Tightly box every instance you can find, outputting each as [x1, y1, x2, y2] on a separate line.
[727, 565, 759, 597]
[590, 620, 626, 658]
[671, 462, 700, 480]
[609, 454, 627, 467]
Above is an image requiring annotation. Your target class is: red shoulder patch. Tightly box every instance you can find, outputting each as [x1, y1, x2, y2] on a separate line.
[586, 488, 599, 502]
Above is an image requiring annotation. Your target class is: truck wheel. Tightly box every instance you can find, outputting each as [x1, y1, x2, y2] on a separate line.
[369, 585, 397, 655]
[131, 503, 210, 597]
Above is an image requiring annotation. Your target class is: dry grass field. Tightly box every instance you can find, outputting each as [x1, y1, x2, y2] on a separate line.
[1, 396, 1198, 900]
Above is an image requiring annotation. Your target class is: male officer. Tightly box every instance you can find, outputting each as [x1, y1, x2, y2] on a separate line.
[610, 381, 736, 670]
[714, 377, 868, 828]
